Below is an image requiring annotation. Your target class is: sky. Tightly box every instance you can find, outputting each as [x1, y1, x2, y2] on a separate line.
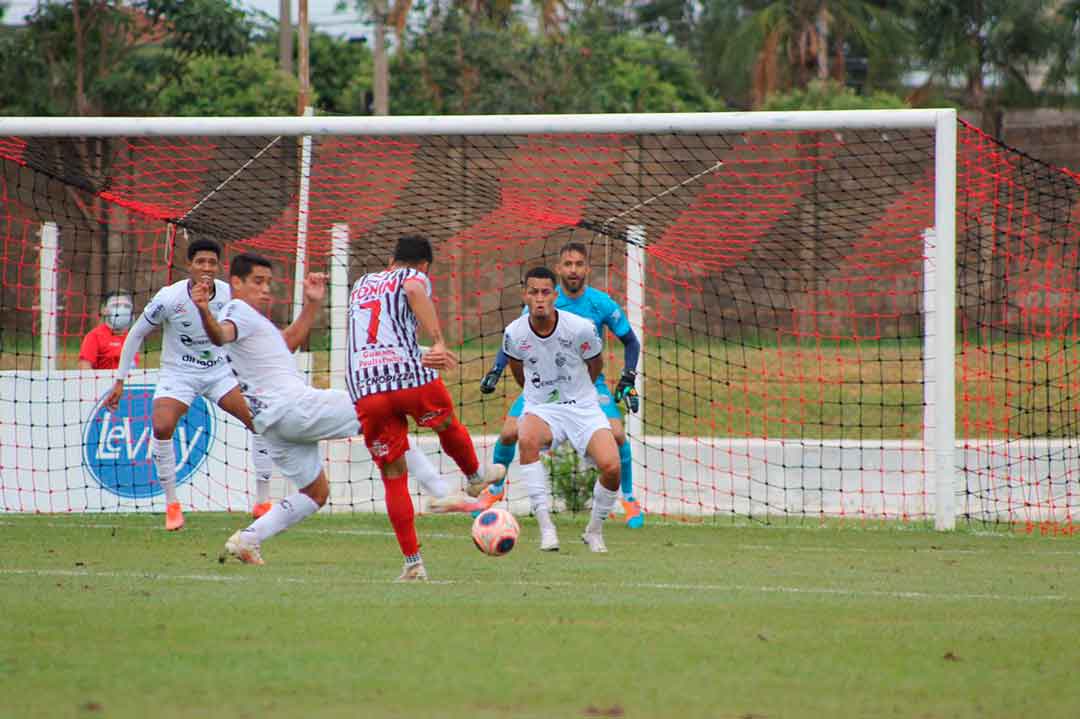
[2, 0, 372, 39]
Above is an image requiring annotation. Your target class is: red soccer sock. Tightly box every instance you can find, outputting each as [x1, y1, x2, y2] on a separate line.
[437, 419, 480, 477]
[383, 474, 419, 556]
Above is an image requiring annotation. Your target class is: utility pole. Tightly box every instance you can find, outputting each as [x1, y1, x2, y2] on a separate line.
[372, 0, 389, 115]
[279, 0, 293, 75]
[297, 0, 310, 113]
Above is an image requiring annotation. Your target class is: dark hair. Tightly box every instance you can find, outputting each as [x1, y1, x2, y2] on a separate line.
[100, 289, 133, 307]
[524, 266, 557, 287]
[187, 238, 222, 261]
[230, 252, 273, 280]
[393, 235, 434, 265]
[558, 241, 588, 259]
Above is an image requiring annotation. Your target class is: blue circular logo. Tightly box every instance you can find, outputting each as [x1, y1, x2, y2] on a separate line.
[479, 510, 500, 526]
[82, 384, 215, 498]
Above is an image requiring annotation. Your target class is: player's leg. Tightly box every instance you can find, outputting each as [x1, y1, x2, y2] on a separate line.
[150, 392, 190, 531]
[473, 397, 523, 512]
[214, 382, 272, 518]
[581, 426, 622, 554]
[518, 412, 558, 551]
[405, 442, 449, 499]
[355, 391, 426, 581]
[223, 441, 327, 566]
[599, 381, 642, 528]
[413, 380, 499, 496]
[224, 389, 359, 565]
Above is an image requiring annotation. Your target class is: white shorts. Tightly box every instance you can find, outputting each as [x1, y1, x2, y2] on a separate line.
[522, 402, 611, 459]
[259, 387, 360, 488]
[154, 369, 238, 407]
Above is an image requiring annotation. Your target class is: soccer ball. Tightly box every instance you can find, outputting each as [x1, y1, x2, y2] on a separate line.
[471, 508, 520, 557]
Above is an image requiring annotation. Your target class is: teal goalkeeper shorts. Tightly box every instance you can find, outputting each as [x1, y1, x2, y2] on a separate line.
[507, 376, 623, 421]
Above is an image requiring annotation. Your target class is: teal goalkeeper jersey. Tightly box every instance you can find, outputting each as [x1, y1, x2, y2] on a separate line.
[520, 285, 632, 342]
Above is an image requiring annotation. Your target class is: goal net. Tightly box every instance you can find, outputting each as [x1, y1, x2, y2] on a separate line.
[1, 111, 1077, 529]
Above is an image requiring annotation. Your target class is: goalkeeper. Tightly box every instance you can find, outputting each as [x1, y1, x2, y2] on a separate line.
[478, 241, 643, 527]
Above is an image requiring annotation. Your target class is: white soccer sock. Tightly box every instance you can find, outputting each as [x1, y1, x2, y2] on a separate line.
[250, 434, 273, 504]
[243, 491, 320, 544]
[587, 481, 619, 535]
[151, 437, 178, 504]
[405, 446, 448, 498]
[521, 460, 553, 528]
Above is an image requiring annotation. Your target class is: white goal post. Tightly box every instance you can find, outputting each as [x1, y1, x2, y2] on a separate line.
[0, 110, 959, 529]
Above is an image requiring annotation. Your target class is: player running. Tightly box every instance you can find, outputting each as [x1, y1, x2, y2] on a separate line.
[477, 241, 643, 526]
[106, 239, 272, 530]
[501, 266, 621, 552]
[347, 235, 500, 581]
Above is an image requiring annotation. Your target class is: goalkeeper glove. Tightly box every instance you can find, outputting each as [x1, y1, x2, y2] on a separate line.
[480, 366, 503, 394]
[614, 369, 639, 413]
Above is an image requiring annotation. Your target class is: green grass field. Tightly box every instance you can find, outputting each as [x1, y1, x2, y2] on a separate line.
[2, 513, 1078, 718]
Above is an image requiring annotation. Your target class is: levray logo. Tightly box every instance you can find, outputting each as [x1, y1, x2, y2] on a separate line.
[82, 384, 214, 498]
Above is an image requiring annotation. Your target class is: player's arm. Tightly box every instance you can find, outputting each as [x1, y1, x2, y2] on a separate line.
[508, 357, 525, 388]
[104, 315, 158, 411]
[282, 273, 326, 352]
[613, 328, 641, 413]
[192, 280, 237, 346]
[480, 347, 510, 394]
[405, 276, 456, 370]
[605, 299, 641, 412]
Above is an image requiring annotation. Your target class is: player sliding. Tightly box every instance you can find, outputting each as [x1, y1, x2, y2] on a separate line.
[502, 266, 621, 552]
[106, 239, 272, 530]
[478, 241, 643, 527]
[347, 235, 501, 581]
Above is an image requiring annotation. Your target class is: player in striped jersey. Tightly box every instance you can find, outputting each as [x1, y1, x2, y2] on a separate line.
[105, 239, 273, 530]
[347, 236, 500, 581]
[477, 241, 643, 526]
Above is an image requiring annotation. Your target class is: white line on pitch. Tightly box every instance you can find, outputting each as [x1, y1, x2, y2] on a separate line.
[0, 568, 1069, 603]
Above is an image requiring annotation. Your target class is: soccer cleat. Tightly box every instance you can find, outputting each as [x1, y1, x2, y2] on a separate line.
[396, 561, 428, 582]
[252, 502, 272, 519]
[582, 529, 608, 554]
[539, 523, 560, 552]
[469, 481, 507, 518]
[466, 463, 508, 498]
[222, 530, 264, 565]
[622, 498, 644, 529]
[427, 493, 485, 514]
[165, 502, 185, 531]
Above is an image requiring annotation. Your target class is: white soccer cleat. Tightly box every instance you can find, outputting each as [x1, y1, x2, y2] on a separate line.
[466, 463, 507, 498]
[539, 523, 560, 552]
[581, 529, 608, 554]
[222, 530, 264, 565]
[396, 561, 428, 582]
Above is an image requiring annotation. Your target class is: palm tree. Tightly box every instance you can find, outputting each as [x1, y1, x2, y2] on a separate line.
[704, 0, 909, 108]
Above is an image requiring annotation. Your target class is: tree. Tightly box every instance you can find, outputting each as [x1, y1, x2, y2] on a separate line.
[760, 78, 906, 109]
[155, 49, 298, 116]
[309, 32, 373, 115]
[698, 0, 910, 108]
[908, 0, 1060, 133]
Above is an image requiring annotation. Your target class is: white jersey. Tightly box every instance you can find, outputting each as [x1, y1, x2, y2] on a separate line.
[219, 298, 308, 431]
[502, 310, 603, 409]
[345, 267, 438, 400]
[142, 278, 231, 376]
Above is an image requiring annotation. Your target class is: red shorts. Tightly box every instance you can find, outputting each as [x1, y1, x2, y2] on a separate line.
[353, 380, 454, 468]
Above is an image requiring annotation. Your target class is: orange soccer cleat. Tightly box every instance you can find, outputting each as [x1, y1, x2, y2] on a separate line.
[252, 502, 272, 519]
[165, 502, 185, 531]
[621, 498, 644, 529]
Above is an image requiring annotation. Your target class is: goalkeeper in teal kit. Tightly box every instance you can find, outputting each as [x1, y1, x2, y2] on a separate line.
[477, 241, 643, 527]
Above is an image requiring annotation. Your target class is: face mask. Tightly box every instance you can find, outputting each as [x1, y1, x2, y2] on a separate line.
[103, 298, 133, 332]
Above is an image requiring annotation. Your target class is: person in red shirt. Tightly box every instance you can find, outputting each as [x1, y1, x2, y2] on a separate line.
[78, 290, 138, 370]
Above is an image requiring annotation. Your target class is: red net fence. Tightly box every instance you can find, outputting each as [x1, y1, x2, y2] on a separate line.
[1, 119, 1078, 526]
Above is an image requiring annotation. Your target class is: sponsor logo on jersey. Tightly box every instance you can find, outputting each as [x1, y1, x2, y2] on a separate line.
[181, 321, 192, 327]
[82, 384, 214, 499]
[580, 341, 591, 353]
[147, 304, 164, 322]
[531, 372, 542, 388]
[558, 337, 573, 348]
